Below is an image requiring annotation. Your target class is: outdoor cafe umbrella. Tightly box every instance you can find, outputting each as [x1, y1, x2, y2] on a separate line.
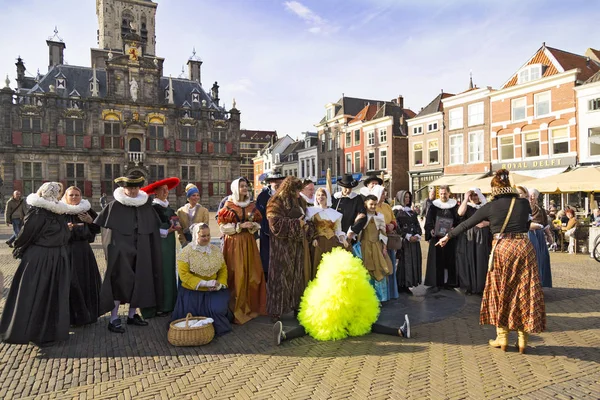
[451, 172, 533, 194]
[520, 166, 600, 193]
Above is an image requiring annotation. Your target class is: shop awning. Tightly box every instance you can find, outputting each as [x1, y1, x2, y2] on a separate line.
[521, 166, 600, 193]
[429, 173, 487, 188]
[515, 166, 569, 179]
[451, 172, 533, 194]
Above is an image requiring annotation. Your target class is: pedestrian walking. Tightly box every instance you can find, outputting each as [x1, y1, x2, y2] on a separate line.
[4, 190, 26, 248]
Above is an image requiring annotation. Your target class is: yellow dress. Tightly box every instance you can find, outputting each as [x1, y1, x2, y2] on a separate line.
[310, 213, 344, 278]
[360, 215, 392, 281]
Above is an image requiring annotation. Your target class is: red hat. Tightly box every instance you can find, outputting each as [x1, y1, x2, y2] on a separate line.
[141, 177, 181, 195]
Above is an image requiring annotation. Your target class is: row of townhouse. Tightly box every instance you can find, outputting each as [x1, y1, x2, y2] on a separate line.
[253, 96, 415, 198]
[407, 43, 600, 203]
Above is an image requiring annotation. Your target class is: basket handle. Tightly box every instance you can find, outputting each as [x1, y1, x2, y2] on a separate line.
[185, 313, 193, 328]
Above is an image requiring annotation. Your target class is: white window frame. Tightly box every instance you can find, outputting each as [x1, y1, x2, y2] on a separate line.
[524, 132, 540, 158]
[468, 131, 484, 163]
[354, 151, 361, 172]
[449, 134, 464, 165]
[380, 149, 387, 170]
[354, 129, 360, 146]
[367, 151, 375, 171]
[413, 142, 423, 166]
[379, 128, 387, 143]
[550, 127, 570, 155]
[468, 102, 484, 127]
[367, 131, 375, 146]
[511, 97, 527, 122]
[534, 91, 551, 118]
[346, 153, 352, 173]
[589, 127, 600, 156]
[412, 125, 423, 135]
[499, 135, 515, 160]
[428, 139, 439, 164]
[427, 122, 438, 132]
[449, 108, 463, 130]
[517, 64, 543, 84]
[589, 98, 600, 111]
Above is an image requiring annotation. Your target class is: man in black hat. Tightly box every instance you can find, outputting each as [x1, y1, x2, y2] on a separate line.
[332, 174, 367, 244]
[94, 172, 163, 333]
[360, 174, 384, 199]
[256, 170, 285, 280]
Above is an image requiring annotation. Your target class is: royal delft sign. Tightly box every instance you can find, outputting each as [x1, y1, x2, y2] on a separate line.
[492, 156, 577, 172]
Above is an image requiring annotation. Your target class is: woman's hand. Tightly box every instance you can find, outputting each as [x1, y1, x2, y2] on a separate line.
[240, 221, 254, 229]
[78, 213, 93, 224]
[436, 235, 450, 247]
[67, 222, 74, 231]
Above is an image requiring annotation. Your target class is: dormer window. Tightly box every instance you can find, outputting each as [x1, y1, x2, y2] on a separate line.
[192, 93, 200, 103]
[56, 78, 66, 89]
[518, 64, 545, 84]
[326, 107, 333, 121]
[165, 89, 170, 101]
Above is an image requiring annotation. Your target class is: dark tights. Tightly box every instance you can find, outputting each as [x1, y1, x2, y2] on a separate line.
[283, 323, 398, 341]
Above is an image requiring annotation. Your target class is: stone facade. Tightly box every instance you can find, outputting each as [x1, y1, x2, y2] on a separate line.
[0, 0, 241, 210]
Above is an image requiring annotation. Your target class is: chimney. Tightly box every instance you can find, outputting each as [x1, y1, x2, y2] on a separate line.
[46, 27, 66, 71]
[396, 95, 404, 109]
[187, 48, 202, 84]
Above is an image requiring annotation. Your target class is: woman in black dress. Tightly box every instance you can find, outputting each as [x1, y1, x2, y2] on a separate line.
[454, 188, 491, 295]
[393, 190, 422, 294]
[0, 182, 71, 346]
[62, 186, 101, 326]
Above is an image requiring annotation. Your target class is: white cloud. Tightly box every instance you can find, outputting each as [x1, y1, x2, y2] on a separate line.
[283, 1, 339, 35]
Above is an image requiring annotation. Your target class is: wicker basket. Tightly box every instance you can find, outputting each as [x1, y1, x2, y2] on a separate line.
[168, 313, 215, 347]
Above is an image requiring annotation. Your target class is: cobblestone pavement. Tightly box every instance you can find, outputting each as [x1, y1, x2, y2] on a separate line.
[0, 223, 599, 399]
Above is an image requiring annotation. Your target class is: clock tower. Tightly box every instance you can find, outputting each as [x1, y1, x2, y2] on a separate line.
[96, 0, 158, 56]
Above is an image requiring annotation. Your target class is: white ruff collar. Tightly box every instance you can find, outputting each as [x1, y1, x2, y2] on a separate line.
[228, 195, 251, 208]
[153, 198, 169, 207]
[300, 193, 315, 204]
[433, 198, 457, 209]
[333, 191, 358, 200]
[113, 187, 149, 207]
[367, 212, 385, 223]
[61, 198, 91, 215]
[467, 202, 483, 209]
[27, 193, 69, 214]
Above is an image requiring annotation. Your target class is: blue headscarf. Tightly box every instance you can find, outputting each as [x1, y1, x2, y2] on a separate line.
[186, 183, 199, 198]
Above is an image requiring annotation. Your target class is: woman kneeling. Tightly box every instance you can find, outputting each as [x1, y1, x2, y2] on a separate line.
[172, 223, 231, 336]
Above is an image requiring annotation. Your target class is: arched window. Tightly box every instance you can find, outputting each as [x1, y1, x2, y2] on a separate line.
[121, 10, 134, 38]
[129, 137, 141, 152]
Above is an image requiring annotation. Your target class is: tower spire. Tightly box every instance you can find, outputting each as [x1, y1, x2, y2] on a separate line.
[469, 70, 474, 90]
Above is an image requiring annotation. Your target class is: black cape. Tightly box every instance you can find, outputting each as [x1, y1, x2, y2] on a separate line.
[455, 205, 491, 294]
[0, 207, 71, 345]
[94, 198, 163, 314]
[332, 193, 367, 239]
[66, 209, 102, 326]
[424, 201, 459, 287]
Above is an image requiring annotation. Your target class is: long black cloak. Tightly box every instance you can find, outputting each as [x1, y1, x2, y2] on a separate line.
[424, 200, 459, 288]
[94, 198, 163, 314]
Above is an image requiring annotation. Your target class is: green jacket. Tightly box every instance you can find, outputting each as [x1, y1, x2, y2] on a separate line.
[4, 197, 26, 224]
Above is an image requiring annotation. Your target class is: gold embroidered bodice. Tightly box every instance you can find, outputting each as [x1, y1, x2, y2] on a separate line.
[314, 214, 337, 239]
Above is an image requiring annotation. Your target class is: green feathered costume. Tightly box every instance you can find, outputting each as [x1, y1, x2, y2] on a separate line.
[297, 247, 380, 341]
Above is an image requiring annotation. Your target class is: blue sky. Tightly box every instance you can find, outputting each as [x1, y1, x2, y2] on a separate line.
[0, 0, 598, 137]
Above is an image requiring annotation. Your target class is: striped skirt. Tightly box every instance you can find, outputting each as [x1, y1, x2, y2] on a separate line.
[480, 234, 546, 333]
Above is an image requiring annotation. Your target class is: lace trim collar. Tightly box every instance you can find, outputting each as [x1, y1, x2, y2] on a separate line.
[333, 191, 358, 200]
[153, 198, 169, 208]
[228, 195, 252, 208]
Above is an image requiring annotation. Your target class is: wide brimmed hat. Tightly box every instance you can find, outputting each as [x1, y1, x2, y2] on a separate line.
[338, 174, 359, 188]
[141, 177, 181, 195]
[265, 170, 285, 182]
[114, 172, 146, 188]
[363, 174, 383, 186]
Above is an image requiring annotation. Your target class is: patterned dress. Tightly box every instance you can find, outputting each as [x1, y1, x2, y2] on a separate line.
[266, 198, 314, 316]
[309, 211, 344, 278]
[218, 199, 266, 324]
